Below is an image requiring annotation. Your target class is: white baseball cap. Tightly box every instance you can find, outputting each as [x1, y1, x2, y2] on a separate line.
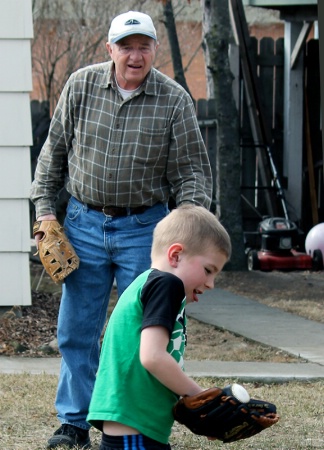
[108, 11, 157, 44]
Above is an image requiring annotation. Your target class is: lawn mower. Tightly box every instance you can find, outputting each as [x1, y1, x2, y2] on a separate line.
[246, 217, 323, 271]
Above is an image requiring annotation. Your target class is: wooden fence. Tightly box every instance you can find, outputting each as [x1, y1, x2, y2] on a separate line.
[240, 36, 286, 235]
[240, 37, 322, 235]
[304, 39, 323, 232]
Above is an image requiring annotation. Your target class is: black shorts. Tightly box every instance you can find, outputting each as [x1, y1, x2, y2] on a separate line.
[99, 433, 171, 450]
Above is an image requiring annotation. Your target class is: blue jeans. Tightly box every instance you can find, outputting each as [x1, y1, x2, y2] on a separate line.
[55, 197, 168, 429]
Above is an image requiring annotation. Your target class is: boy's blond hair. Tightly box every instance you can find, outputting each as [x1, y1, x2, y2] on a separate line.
[151, 204, 232, 260]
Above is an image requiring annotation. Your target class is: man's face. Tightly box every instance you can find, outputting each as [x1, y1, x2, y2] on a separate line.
[107, 34, 158, 90]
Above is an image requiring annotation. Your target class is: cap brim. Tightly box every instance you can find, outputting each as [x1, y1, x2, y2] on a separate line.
[111, 31, 157, 44]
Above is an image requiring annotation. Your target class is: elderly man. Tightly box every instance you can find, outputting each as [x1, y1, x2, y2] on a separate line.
[31, 10, 212, 449]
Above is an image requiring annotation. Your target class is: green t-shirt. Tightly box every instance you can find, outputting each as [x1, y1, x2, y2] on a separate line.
[87, 269, 187, 444]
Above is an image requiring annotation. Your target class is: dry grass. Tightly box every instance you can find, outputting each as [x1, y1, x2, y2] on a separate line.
[1, 373, 324, 449]
[1, 266, 324, 448]
[251, 299, 324, 324]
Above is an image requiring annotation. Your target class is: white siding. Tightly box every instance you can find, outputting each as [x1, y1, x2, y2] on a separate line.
[0, 93, 33, 146]
[0, 41, 33, 91]
[0, 148, 31, 198]
[0, 0, 33, 306]
[0, 253, 31, 306]
[0, 0, 34, 39]
[0, 200, 31, 252]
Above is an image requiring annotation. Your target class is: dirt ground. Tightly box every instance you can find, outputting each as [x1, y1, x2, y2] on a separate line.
[0, 262, 323, 362]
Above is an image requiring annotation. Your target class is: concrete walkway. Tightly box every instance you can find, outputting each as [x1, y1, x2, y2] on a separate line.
[186, 288, 324, 365]
[1, 356, 324, 383]
[1, 288, 324, 382]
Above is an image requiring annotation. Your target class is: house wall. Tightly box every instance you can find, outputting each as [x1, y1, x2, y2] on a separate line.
[0, 0, 33, 306]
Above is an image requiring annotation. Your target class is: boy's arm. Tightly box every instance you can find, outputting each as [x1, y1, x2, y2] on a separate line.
[140, 325, 203, 397]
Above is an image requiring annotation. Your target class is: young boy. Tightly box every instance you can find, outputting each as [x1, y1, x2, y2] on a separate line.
[87, 205, 232, 449]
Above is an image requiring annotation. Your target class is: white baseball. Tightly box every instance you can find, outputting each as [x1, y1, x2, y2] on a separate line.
[231, 383, 250, 403]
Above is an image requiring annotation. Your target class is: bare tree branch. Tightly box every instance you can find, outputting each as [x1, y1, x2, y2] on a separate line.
[31, 0, 151, 112]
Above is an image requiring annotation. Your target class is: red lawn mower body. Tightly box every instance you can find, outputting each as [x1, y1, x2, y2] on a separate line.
[247, 217, 323, 271]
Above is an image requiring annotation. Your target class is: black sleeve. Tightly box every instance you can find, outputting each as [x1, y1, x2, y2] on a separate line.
[140, 270, 185, 337]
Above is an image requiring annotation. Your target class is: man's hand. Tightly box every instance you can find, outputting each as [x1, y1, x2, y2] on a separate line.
[34, 214, 57, 247]
[33, 219, 79, 283]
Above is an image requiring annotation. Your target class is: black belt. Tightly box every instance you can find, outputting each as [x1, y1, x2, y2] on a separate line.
[87, 204, 150, 217]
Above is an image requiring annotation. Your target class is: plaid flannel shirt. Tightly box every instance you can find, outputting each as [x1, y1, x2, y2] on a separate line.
[30, 61, 212, 217]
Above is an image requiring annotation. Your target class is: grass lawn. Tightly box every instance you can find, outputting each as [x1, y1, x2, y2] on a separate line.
[1, 373, 323, 449]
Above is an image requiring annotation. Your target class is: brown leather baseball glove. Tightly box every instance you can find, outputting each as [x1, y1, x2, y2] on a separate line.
[33, 220, 80, 283]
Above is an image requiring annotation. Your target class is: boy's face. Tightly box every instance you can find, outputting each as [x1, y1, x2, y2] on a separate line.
[172, 247, 228, 304]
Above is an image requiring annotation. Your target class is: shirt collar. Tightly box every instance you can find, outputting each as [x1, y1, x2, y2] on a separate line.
[101, 61, 157, 96]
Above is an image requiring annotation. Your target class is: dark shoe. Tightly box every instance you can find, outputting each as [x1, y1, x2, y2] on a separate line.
[47, 424, 91, 449]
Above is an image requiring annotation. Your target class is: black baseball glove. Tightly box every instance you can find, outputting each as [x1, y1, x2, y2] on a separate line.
[173, 384, 280, 443]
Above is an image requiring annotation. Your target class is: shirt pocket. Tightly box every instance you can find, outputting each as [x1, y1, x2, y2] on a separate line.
[131, 125, 170, 167]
